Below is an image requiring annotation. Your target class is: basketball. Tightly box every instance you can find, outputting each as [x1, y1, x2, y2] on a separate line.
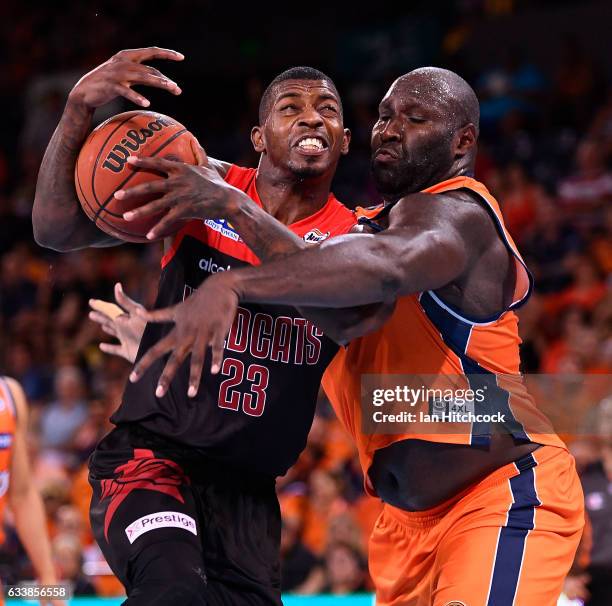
[75, 111, 198, 242]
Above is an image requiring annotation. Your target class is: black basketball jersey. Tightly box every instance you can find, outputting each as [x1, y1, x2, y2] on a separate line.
[112, 166, 356, 476]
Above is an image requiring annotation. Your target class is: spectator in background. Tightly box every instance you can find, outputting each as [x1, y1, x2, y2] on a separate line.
[300, 470, 349, 555]
[52, 534, 97, 596]
[322, 542, 368, 595]
[0, 247, 38, 320]
[498, 162, 538, 242]
[70, 398, 112, 465]
[3, 339, 51, 404]
[589, 206, 612, 276]
[326, 512, 364, 555]
[280, 511, 323, 594]
[565, 399, 612, 605]
[558, 138, 612, 225]
[39, 366, 88, 464]
[554, 35, 601, 128]
[521, 191, 583, 293]
[545, 255, 607, 319]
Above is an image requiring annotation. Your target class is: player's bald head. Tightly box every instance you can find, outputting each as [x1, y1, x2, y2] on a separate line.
[391, 67, 479, 135]
[371, 67, 480, 198]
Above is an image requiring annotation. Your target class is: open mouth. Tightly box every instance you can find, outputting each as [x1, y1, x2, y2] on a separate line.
[294, 135, 329, 155]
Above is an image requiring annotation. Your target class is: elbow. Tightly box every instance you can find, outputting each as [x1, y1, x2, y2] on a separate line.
[33, 227, 69, 252]
[32, 207, 56, 250]
[32, 221, 55, 250]
[32, 212, 74, 252]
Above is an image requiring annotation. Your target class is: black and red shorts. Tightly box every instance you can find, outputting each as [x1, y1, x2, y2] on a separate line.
[89, 424, 282, 605]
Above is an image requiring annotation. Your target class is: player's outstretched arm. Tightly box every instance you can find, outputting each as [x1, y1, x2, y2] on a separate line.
[32, 47, 184, 252]
[6, 378, 66, 606]
[227, 191, 481, 307]
[127, 191, 487, 398]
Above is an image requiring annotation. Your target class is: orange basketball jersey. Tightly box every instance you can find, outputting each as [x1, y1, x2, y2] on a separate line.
[322, 176, 566, 494]
[0, 378, 17, 544]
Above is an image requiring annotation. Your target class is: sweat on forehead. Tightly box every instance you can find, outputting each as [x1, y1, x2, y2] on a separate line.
[389, 67, 480, 131]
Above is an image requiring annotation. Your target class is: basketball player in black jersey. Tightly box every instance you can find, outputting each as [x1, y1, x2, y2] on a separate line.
[33, 48, 383, 605]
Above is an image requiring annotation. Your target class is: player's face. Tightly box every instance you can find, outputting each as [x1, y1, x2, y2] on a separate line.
[258, 80, 350, 178]
[371, 78, 456, 198]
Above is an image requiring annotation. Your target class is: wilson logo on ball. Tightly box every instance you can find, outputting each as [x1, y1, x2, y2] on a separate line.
[75, 110, 198, 243]
[102, 117, 172, 173]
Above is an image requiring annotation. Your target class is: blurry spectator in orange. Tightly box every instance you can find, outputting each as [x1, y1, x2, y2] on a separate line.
[322, 542, 368, 595]
[52, 534, 96, 596]
[498, 163, 538, 243]
[540, 307, 609, 374]
[300, 469, 349, 555]
[348, 494, 383, 556]
[545, 256, 607, 319]
[0, 377, 65, 605]
[277, 406, 356, 491]
[326, 512, 364, 555]
[589, 207, 612, 276]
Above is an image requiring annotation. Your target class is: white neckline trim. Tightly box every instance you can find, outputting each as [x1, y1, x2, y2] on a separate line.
[426, 290, 500, 326]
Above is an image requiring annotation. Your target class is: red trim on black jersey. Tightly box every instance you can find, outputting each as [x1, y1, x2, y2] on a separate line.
[160, 165, 355, 270]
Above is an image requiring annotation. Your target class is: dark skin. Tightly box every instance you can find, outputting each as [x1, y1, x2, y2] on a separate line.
[131, 70, 538, 510]
[33, 47, 390, 345]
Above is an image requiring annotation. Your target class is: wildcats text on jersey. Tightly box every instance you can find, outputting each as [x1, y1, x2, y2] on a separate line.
[180, 285, 324, 368]
[226, 307, 323, 366]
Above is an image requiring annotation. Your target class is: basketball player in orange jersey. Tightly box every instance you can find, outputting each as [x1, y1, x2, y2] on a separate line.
[33, 47, 388, 604]
[131, 68, 585, 605]
[0, 377, 65, 606]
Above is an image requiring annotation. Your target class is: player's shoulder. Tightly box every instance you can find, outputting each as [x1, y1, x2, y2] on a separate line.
[224, 164, 257, 190]
[311, 194, 357, 236]
[392, 188, 494, 231]
[0, 377, 27, 422]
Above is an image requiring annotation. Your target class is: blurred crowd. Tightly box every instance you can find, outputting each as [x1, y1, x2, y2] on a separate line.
[0, 0, 611, 601]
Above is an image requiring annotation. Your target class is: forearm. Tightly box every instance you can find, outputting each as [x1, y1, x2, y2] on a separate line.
[226, 191, 306, 261]
[33, 98, 118, 251]
[229, 232, 402, 308]
[11, 488, 57, 582]
[228, 229, 461, 309]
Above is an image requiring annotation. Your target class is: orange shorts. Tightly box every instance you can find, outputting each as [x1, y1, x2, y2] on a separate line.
[369, 445, 584, 606]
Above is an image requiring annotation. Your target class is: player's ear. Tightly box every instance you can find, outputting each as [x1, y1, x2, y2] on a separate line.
[454, 124, 477, 159]
[341, 128, 351, 156]
[251, 126, 266, 154]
